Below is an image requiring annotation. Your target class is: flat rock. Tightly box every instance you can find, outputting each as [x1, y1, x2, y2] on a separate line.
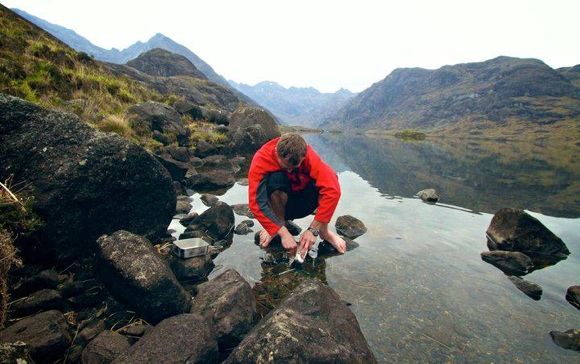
[486, 208, 570, 263]
[225, 280, 376, 363]
[0, 310, 71, 362]
[193, 140, 218, 158]
[169, 254, 215, 282]
[10, 289, 64, 317]
[200, 193, 219, 207]
[185, 202, 234, 242]
[417, 188, 439, 202]
[508, 276, 542, 300]
[549, 329, 580, 352]
[82, 330, 130, 364]
[231, 204, 254, 218]
[335, 215, 367, 239]
[566, 285, 580, 310]
[186, 169, 235, 191]
[113, 313, 218, 363]
[175, 195, 192, 214]
[191, 269, 257, 349]
[154, 153, 191, 181]
[234, 221, 253, 235]
[179, 211, 199, 227]
[96, 230, 191, 323]
[481, 250, 534, 276]
[12, 269, 59, 296]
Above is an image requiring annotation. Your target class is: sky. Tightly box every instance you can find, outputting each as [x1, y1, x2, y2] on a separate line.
[2, 0, 579, 93]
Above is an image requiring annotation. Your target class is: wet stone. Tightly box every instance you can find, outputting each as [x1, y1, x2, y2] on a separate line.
[169, 254, 215, 282]
[508, 276, 542, 300]
[82, 330, 131, 364]
[12, 269, 59, 296]
[234, 221, 253, 235]
[335, 215, 368, 239]
[549, 329, 580, 352]
[179, 211, 199, 227]
[417, 188, 439, 202]
[200, 193, 219, 207]
[231, 203, 254, 218]
[176, 195, 192, 214]
[566, 285, 580, 310]
[481, 250, 533, 276]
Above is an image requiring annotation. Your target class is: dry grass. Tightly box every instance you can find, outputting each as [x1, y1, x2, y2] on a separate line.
[97, 114, 133, 138]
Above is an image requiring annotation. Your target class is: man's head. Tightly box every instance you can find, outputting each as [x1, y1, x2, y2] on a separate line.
[276, 133, 307, 172]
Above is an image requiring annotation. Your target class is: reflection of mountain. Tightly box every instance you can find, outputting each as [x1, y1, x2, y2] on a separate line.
[305, 134, 579, 218]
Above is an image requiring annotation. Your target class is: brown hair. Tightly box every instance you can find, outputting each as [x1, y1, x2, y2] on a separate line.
[276, 133, 307, 167]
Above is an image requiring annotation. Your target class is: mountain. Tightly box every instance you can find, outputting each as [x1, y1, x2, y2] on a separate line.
[229, 80, 355, 127]
[325, 56, 580, 131]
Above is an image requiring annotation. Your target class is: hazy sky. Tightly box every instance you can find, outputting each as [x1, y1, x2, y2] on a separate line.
[2, 0, 579, 92]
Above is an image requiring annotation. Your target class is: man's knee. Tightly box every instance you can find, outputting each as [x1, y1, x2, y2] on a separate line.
[270, 189, 288, 204]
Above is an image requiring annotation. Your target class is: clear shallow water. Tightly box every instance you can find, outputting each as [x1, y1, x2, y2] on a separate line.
[170, 134, 580, 363]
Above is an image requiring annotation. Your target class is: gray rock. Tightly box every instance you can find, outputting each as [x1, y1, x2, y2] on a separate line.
[186, 169, 235, 191]
[113, 313, 218, 363]
[154, 153, 191, 181]
[166, 146, 192, 163]
[77, 319, 106, 346]
[13, 269, 59, 296]
[96, 230, 191, 323]
[11, 289, 64, 317]
[231, 203, 254, 218]
[119, 323, 151, 338]
[173, 181, 186, 195]
[566, 285, 580, 310]
[176, 195, 192, 214]
[0, 310, 71, 362]
[152, 130, 172, 145]
[335, 215, 367, 239]
[228, 124, 271, 156]
[417, 188, 439, 202]
[202, 155, 228, 167]
[193, 140, 218, 158]
[508, 276, 542, 300]
[319, 237, 359, 256]
[0, 95, 175, 260]
[169, 254, 215, 282]
[173, 100, 204, 120]
[481, 250, 534, 276]
[234, 222, 253, 235]
[179, 212, 199, 227]
[127, 101, 189, 146]
[185, 202, 234, 242]
[549, 329, 580, 352]
[191, 269, 257, 349]
[228, 107, 280, 141]
[225, 280, 376, 363]
[82, 330, 130, 364]
[200, 193, 219, 207]
[486, 208, 570, 263]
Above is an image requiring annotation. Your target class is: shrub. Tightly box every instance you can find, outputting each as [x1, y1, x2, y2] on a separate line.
[97, 114, 133, 138]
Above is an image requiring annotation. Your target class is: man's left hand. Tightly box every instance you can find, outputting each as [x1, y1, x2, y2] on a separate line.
[298, 230, 316, 259]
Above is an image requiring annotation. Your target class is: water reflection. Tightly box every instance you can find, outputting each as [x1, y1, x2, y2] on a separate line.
[305, 133, 580, 218]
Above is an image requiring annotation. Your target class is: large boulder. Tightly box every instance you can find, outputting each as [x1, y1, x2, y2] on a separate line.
[335, 215, 367, 239]
[481, 251, 534, 276]
[81, 330, 130, 364]
[549, 329, 580, 352]
[486, 208, 570, 263]
[113, 313, 218, 363]
[127, 101, 190, 146]
[0, 94, 176, 260]
[184, 202, 235, 242]
[185, 169, 235, 191]
[0, 310, 71, 362]
[191, 269, 258, 349]
[225, 280, 376, 364]
[228, 124, 271, 156]
[169, 254, 215, 282]
[96, 230, 191, 323]
[228, 107, 280, 141]
[507, 276, 542, 300]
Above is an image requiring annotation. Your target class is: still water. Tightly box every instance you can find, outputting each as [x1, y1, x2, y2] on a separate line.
[172, 133, 580, 363]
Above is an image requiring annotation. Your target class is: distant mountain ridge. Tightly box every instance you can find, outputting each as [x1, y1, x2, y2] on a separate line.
[229, 80, 355, 126]
[326, 56, 580, 131]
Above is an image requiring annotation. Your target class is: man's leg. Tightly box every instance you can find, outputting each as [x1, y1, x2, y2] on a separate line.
[259, 190, 288, 247]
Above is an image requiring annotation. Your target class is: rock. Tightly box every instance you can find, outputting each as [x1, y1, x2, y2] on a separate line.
[481, 251, 534, 276]
[285, 220, 302, 235]
[127, 101, 189, 146]
[173, 181, 186, 195]
[417, 188, 439, 202]
[186, 169, 235, 191]
[120, 323, 151, 337]
[113, 313, 218, 363]
[153, 153, 191, 181]
[566, 286, 580, 310]
[319, 237, 360, 256]
[176, 195, 192, 214]
[0, 342, 33, 363]
[58, 279, 97, 299]
[202, 155, 228, 167]
[10, 289, 64, 317]
[127, 48, 208, 80]
[486, 208, 570, 262]
[228, 124, 272, 156]
[225, 280, 376, 363]
[335, 215, 367, 239]
[194, 140, 218, 158]
[228, 107, 280, 141]
[0, 310, 71, 362]
[152, 130, 172, 145]
[12, 269, 59, 296]
[191, 269, 257, 349]
[96, 230, 191, 323]
[0, 95, 176, 260]
[82, 330, 131, 364]
[549, 329, 580, 352]
[237, 178, 249, 186]
[169, 254, 215, 282]
[200, 193, 219, 207]
[190, 156, 203, 167]
[231, 203, 254, 218]
[174, 100, 204, 120]
[215, 125, 229, 134]
[77, 319, 106, 346]
[185, 202, 235, 242]
[234, 221, 253, 235]
[166, 146, 192, 163]
[179, 212, 199, 227]
[508, 276, 542, 300]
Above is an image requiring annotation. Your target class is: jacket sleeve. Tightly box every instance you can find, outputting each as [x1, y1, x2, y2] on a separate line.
[248, 152, 284, 236]
[306, 147, 341, 223]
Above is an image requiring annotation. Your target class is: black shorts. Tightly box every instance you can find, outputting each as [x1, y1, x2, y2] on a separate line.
[265, 171, 318, 220]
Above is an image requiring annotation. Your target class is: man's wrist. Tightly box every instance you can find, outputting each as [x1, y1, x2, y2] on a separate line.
[278, 226, 292, 238]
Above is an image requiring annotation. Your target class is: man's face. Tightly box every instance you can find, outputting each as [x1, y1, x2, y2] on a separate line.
[277, 154, 304, 173]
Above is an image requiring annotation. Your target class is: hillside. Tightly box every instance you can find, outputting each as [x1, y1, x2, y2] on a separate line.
[230, 80, 355, 127]
[325, 57, 580, 133]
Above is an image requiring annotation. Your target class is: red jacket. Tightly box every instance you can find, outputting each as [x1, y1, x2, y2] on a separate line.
[248, 137, 341, 235]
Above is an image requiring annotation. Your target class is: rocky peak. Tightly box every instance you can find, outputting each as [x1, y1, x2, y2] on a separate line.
[126, 48, 208, 79]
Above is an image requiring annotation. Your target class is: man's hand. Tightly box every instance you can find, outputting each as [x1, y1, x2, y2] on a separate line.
[299, 230, 316, 258]
[279, 226, 297, 252]
[319, 224, 347, 254]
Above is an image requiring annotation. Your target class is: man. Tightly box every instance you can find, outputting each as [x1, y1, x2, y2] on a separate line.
[248, 133, 346, 258]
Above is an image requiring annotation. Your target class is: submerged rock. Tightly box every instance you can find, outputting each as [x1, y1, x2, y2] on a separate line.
[335, 215, 367, 239]
[176, 195, 192, 214]
[0, 310, 71, 363]
[96, 230, 191, 323]
[81, 330, 130, 364]
[232, 203, 254, 218]
[191, 269, 258, 349]
[549, 329, 580, 352]
[113, 313, 218, 363]
[200, 193, 219, 207]
[179, 212, 199, 227]
[234, 221, 253, 235]
[185, 202, 235, 242]
[508, 276, 542, 300]
[417, 188, 439, 202]
[486, 208, 570, 263]
[169, 254, 215, 282]
[566, 286, 580, 310]
[225, 280, 376, 363]
[481, 251, 533, 276]
[319, 237, 360, 256]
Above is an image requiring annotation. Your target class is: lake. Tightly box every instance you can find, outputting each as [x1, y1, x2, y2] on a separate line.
[171, 133, 580, 363]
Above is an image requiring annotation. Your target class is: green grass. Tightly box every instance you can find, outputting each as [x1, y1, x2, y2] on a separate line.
[394, 129, 427, 140]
